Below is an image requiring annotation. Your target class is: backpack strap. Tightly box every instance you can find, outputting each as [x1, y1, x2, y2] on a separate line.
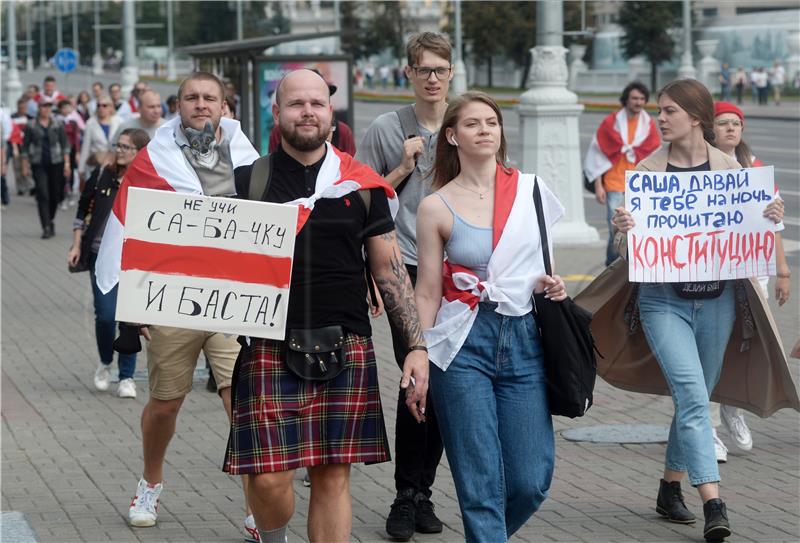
[394, 105, 419, 195]
[248, 154, 274, 201]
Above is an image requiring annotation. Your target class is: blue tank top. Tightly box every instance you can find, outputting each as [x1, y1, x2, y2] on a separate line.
[435, 193, 493, 281]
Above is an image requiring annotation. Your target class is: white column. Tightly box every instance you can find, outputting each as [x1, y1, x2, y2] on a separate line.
[56, 1, 63, 51]
[92, 0, 103, 74]
[517, 0, 598, 245]
[696, 39, 719, 93]
[38, 4, 47, 66]
[4, 0, 23, 107]
[71, 1, 79, 63]
[451, 0, 468, 94]
[120, 0, 138, 96]
[677, 0, 696, 79]
[568, 43, 587, 92]
[166, 0, 176, 80]
[25, 3, 33, 72]
[785, 29, 800, 84]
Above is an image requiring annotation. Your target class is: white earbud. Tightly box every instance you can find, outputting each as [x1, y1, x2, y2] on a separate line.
[450, 136, 459, 147]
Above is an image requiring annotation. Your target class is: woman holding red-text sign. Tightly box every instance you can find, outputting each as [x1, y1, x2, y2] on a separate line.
[577, 79, 796, 543]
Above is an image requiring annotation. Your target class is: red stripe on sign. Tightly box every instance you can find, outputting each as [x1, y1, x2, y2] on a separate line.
[121, 239, 292, 288]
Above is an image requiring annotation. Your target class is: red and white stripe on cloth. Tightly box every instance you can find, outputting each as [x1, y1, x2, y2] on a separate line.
[95, 116, 260, 294]
[424, 166, 565, 371]
[583, 108, 661, 183]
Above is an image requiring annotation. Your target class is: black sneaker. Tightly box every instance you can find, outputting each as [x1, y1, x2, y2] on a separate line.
[703, 498, 731, 542]
[413, 492, 443, 534]
[656, 479, 696, 524]
[386, 488, 415, 541]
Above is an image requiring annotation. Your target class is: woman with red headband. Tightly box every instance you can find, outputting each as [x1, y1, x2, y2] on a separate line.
[709, 101, 791, 461]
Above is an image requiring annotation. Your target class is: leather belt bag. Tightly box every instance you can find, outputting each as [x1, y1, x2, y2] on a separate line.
[285, 325, 347, 381]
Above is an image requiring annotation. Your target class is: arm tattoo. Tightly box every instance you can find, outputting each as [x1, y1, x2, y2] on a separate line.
[374, 246, 425, 349]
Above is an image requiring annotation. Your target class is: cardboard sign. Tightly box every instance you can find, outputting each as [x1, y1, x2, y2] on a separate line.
[626, 166, 777, 282]
[116, 188, 298, 339]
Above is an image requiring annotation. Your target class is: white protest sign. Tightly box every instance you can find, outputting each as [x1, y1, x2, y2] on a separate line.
[116, 187, 298, 339]
[626, 166, 777, 282]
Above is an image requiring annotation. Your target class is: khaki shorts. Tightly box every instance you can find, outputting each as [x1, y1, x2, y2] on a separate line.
[146, 325, 239, 400]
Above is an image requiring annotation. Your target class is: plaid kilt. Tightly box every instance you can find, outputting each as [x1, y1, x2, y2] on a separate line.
[223, 333, 390, 474]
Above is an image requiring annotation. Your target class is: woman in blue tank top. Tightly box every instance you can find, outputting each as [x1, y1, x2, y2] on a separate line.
[415, 92, 568, 542]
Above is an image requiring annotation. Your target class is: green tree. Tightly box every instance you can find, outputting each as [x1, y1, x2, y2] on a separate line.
[362, 1, 409, 63]
[617, 1, 680, 92]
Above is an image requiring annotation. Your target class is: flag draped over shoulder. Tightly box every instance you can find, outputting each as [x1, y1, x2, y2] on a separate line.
[95, 116, 260, 294]
[583, 109, 661, 183]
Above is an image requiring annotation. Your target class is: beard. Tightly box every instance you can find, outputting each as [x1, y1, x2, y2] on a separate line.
[280, 119, 330, 152]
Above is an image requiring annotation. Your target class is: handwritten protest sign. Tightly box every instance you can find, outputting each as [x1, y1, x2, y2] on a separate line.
[626, 166, 777, 282]
[116, 188, 298, 339]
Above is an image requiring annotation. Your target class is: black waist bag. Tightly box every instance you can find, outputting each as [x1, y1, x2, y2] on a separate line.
[285, 326, 347, 381]
[532, 178, 598, 418]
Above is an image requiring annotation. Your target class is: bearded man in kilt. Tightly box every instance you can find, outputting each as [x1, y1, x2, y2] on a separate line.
[225, 69, 429, 543]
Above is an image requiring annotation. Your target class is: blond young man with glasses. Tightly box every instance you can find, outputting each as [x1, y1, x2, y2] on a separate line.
[356, 31, 453, 542]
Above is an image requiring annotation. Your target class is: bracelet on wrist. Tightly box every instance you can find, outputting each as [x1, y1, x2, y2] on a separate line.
[408, 345, 428, 353]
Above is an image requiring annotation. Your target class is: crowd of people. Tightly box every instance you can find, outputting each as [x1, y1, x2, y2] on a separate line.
[1, 31, 798, 543]
[719, 60, 794, 106]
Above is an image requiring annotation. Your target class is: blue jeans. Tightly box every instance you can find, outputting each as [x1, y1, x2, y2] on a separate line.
[430, 303, 554, 542]
[638, 284, 735, 486]
[605, 190, 624, 266]
[90, 266, 136, 379]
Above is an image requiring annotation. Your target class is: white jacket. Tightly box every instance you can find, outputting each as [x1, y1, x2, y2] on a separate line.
[79, 116, 121, 175]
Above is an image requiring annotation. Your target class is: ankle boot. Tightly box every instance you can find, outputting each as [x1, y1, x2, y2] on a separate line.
[656, 479, 696, 524]
[703, 498, 731, 541]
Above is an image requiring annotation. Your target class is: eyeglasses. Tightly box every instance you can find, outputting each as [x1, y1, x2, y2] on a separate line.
[115, 144, 137, 153]
[714, 120, 742, 128]
[98, 103, 112, 108]
[412, 66, 452, 80]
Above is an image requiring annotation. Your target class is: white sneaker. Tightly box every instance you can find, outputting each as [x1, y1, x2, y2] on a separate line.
[94, 363, 111, 391]
[129, 478, 162, 527]
[117, 378, 137, 399]
[59, 200, 68, 211]
[720, 404, 753, 451]
[244, 515, 260, 543]
[712, 428, 728, 463]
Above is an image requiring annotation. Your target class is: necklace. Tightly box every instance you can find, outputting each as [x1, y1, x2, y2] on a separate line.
[452, 180, 493, 199]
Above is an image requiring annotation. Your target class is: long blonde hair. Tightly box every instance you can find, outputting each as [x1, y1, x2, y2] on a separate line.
[431, 92, 508, 189]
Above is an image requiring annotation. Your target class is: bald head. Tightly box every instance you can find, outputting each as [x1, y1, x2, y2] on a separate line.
[275, 69, 330, 106]
[139, 90, 163, 125]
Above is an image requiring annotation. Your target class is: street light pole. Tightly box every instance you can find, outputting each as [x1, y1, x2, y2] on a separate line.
[38, 2, 47, 66]
[4, 0, 24, 107]
[236, 0, 244, 41]
[56, 1, 63, 51]
[678, 0, 697, 78]
[121, 0, 139, 96]
[25, 2, 34, 72]
[166, 0, 176, 81]
[93, 0, 103, 74]
[451, 0, 467, 94]
[72, 1, 79, 63]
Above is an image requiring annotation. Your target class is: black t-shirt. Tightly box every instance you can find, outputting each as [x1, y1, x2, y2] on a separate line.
[666, 160, 726, 299]
[236, 146, 394, 337]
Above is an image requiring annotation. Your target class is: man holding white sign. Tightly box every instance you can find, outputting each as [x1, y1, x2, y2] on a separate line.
[223, 69, 428, 543]
[95, 72, 263, 541]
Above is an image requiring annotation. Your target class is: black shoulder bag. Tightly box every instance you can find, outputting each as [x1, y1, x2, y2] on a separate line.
[532, 178, 599, 418]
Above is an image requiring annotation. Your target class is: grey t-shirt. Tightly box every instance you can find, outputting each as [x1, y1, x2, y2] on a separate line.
[356, 108, 437, 266]
[174, 125, 236, 197]
[111, 117, 164, 144]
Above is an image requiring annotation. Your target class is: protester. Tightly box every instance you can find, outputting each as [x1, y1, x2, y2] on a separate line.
[268, 73, 356, 156]
[68, 128, 150, 398]
[20, 101, 70, 238]
[223, 68, 428, 543]
[88, 81, 105, 115]
[413, 91, 565, 542]
[76, 90, 93, 122]
[112, 89, 164, 142]
[584, 81, 661, 266]
[708, 101, 791, 461]
[164, 95, 179, 120]
[769, 60, 786, 106]
[224, 79, 241, 119]
[754, 67, 769, 105]
[109, 83, 123, 111]
[117, 81, 148, 120]
[718, 63, 731, 101]
[94, 72, 260, 540]
[732, 67, 747, 105]
[0, 107, 11, 207]
[9, 97, 34, 196]
[605, 79, 787, 542]
[357, 31, 452, 541]
[26, 84, 40, 117]
[55, 99, 84, 209]
[38, 75, 66, 107]
[78, 95, 121, 181]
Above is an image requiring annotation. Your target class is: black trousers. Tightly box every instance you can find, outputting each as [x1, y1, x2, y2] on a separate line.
[32, 163, 63, 229]
[389, 264, 444, 498]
